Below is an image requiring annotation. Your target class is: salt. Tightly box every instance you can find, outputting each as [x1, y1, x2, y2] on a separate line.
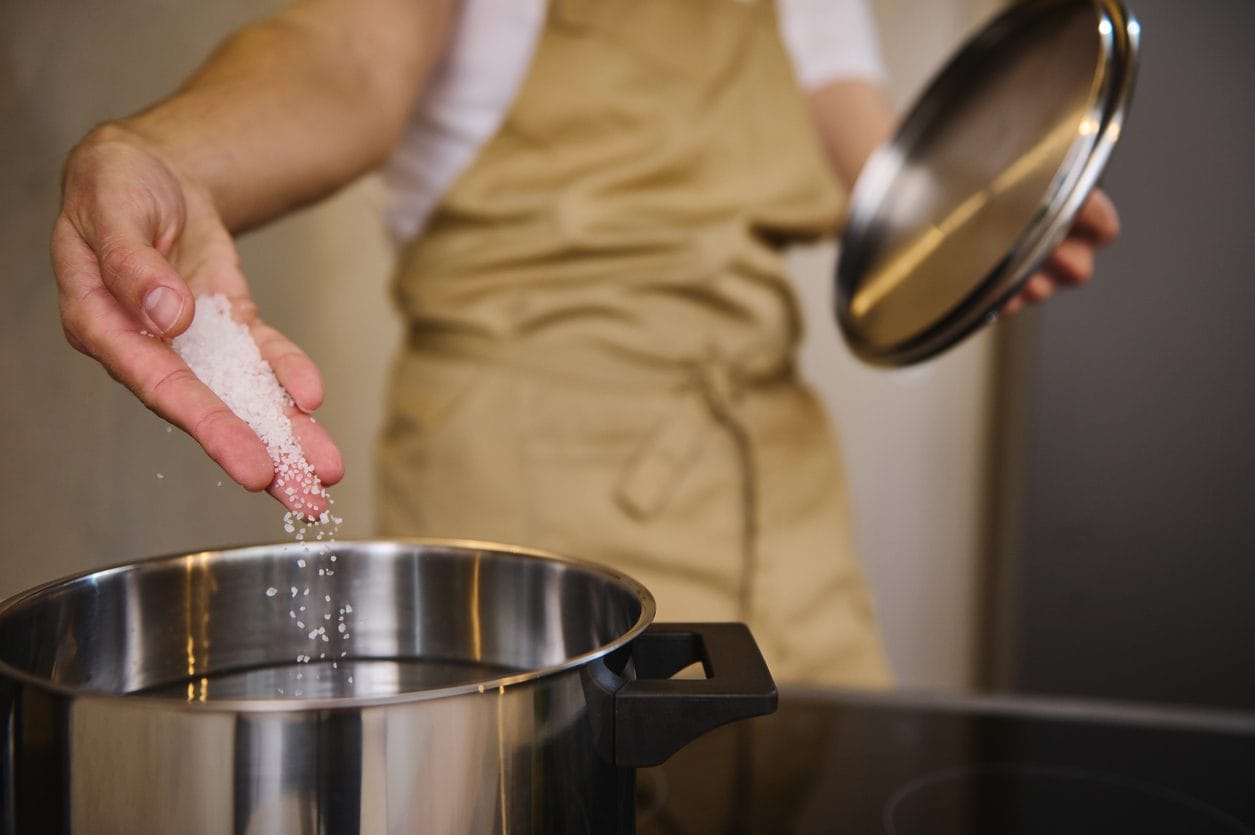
[168, 294, 355, 682]
[171, 294, 328, 517]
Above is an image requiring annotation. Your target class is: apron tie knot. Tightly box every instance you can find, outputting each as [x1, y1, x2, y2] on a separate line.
[613, 349, 747, 521]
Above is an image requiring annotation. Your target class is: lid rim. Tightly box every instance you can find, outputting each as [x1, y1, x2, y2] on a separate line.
[835, 0, 1140, 367]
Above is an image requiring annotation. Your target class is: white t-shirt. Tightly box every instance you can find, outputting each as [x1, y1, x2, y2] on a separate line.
[382, 0, 885, 243]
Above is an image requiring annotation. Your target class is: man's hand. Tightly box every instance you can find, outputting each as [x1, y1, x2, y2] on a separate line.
[48, 0, 457, 514]
[52, 127, 343, 513]
[1001, 189, 1121, 316]
[808, 81, 1123, 321]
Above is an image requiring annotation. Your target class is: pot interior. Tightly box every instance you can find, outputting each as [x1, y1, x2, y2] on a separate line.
[0, 540, 651, 703]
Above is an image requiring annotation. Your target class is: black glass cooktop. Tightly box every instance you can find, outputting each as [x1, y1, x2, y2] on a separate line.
[637, 688, 1255, 835]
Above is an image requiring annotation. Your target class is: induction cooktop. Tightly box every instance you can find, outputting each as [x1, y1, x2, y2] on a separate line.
[636, 688, 1255, 834]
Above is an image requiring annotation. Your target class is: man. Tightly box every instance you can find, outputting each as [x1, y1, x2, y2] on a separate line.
[51, 0, 1118, 685]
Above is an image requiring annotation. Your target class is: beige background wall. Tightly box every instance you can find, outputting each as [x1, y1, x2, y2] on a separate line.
[1, 0, 1001, 690]
[793, 0, 1004, 690]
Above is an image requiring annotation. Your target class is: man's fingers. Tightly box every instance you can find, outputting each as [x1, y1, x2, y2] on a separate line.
[61, 270, 275, 491]
[266, 411, 342, 519]
[1043, 238, 1095, 287]
[130, 348, 277, 492]
[997, 189, 1119, 320]
[1022, 272, 1057, 303]
[1001, 257, 1091, 316]
[52, 218, 108, 355]
[252, 321, 325, 413]
[96, 237, 195, 337]
[290, 409, 344, 487]
[62, 141, 196, 338]
[1071, 188, 1120, 245]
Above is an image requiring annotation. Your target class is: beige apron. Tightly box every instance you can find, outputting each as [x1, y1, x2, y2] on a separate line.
[378, 0, 890, 687]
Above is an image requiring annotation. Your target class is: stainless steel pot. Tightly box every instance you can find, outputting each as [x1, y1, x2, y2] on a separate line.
[0, 540, 776, 834]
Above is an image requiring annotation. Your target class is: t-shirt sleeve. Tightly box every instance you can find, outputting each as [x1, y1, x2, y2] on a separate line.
[777, 0, 887, 90]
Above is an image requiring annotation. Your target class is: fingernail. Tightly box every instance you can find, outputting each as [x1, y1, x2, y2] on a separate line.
[144, 287, 183, 334]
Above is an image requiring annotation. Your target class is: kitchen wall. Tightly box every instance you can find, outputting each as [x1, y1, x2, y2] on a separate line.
[0, 0, 1000, 691]
[793, 0, 1002, 690]
[988, 0, 1255, 710]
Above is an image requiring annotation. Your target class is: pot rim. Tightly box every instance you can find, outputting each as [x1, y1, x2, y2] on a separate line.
[0, 537, 658, 714]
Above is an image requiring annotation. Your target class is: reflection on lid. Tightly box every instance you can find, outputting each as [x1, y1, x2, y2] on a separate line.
[851, 108, 1090, 339]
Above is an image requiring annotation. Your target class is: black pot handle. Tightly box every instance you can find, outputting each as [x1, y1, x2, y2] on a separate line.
[612, 622, 777, 768]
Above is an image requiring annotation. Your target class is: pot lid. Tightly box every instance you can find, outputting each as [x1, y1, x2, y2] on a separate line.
[834, 0, 1140, 366]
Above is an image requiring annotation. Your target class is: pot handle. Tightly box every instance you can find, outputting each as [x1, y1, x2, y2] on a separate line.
[612, 622, 777, 768]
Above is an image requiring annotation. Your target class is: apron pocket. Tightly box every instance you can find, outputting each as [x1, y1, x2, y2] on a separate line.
[520, 429, 745, 623]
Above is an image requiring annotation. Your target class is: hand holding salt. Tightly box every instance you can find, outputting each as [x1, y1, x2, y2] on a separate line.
[172, 294, 340, 520]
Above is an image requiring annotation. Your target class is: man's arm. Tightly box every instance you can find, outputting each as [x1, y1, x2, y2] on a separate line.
[807, 78, 898, 191]
[52, 0, 458, 513]
[106, 0, 458, 233]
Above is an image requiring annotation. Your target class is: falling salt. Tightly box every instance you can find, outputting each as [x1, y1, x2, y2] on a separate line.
[166, 294, 354, 685]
